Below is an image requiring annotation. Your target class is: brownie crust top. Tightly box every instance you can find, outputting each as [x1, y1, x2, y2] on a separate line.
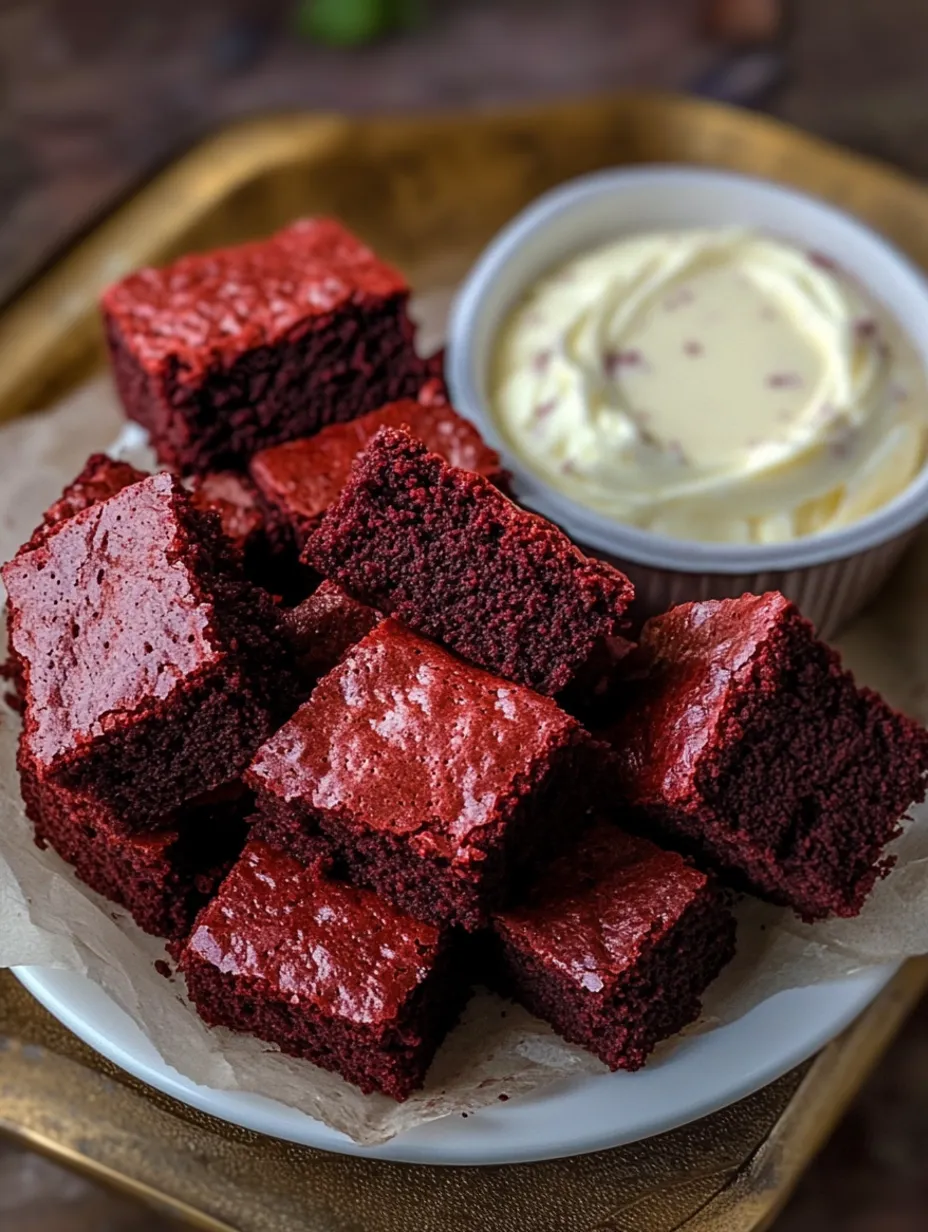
[250, 398, 504, 527]
[494, 823, 711, 990]
[185, 841, 443, 1025]
[101, 218, 409, 372]
[616, 591, 795, 800]
[3, 472, 223, 766]
[248, 619, 579, 861]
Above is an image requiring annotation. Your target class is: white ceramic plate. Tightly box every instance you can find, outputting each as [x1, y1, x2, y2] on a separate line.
[13, 962, 896, 1166]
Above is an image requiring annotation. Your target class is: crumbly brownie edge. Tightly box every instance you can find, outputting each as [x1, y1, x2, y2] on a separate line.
[104, 314, 183, 468]
[18, 739, 249, 940]
[172, 494, 297, 723]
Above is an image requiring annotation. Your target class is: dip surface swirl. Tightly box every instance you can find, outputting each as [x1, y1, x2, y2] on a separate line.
[490, 228, 928, 543]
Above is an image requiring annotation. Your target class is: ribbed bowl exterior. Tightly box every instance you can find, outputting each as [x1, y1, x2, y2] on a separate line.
[599, 532, 918, 638]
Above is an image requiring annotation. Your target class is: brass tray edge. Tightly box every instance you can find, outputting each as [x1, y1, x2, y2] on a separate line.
[1, 959, 924, 1229]
[0, 1120, 235, 1232]
[2, 90, 928, 421]
[680, 957, 928, 1232]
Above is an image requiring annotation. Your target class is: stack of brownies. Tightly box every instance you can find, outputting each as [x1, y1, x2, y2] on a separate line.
[4, 219, 928, 1102]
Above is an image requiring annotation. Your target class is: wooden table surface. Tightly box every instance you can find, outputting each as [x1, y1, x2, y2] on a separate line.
[1, 1, 927, 1228]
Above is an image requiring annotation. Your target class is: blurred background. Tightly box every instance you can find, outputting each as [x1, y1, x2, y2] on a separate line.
[1, 1, 927, 1228]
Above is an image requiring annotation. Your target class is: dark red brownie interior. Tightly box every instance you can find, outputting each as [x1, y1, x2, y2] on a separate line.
[101, 218, 429, 474]
[186, 468, 296, 595]
[493, 821, 735, 1071]
[19, 740, 249, 941]
[249, 395, 507, 554]
[180, 840, 468, 1100]
[280, 580, 381, 692]
[247, 619, 604, 931]
[22, 453, 147, 553]
[558, 632, 637, 725]
[607, 592, 928, 920]
[305, 426, 634, 696]
[3, 472, 294, 828]
[189, 470, 265, 556]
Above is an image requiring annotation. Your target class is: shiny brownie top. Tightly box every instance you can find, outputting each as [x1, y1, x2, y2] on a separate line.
[247, 619, 580, 864]
[101, 218, 408, 371]
[184, 840, 443, 1025]
[3, 472, 224, 768]
[190, 471, 265, 555]
[494, 821, 709, 989]
[610, 591, 794, 804]
[23, 453, 147, 553]
[249, 398, 504, 528]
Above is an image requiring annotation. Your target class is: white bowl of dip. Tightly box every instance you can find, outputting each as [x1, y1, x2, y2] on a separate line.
[446, 166, 928, 636]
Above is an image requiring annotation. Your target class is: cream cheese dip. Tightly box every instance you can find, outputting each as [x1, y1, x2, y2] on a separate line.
[490, 228, 928, 543]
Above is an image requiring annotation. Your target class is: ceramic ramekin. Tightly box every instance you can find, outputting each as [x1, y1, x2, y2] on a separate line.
[446, 166, 928, 637]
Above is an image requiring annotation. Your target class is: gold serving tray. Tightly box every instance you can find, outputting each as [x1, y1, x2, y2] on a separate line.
[2, 92, 928, 1230]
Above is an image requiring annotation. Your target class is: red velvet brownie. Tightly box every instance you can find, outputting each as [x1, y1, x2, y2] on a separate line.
[280, 580, 380, 690]
[249, 397, 507, 555]
[22, 453, 147, 553]
[606, 592, 928, 920]
[180, 840, 468, 1100]
[19, 741, 249, 941]
[306, 427, 634, 696]
[102, 219, 428, 474]
[247, 619, 605, 930]
[492, 821, 735, 1071]
[3, 472, 293, 828]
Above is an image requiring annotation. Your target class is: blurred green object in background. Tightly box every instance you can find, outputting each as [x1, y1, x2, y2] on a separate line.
[297, 0, 424, 46]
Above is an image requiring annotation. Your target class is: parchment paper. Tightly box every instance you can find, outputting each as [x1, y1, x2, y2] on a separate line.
[0, 292, 927, 1145]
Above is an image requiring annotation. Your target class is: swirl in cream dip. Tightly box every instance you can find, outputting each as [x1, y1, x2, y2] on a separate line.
[490, 228, 928, 543]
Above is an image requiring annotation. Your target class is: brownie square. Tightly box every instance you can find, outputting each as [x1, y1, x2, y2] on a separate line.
[249, 396, 507, 557]
[3, 472, 293, 828]
[22, 453, 147, 553]
[247, 619, 605, 930]
[280, 580, 380, 692]
[305, 426, 634, 696]
[180, 840, 468, 1100]
[606, 592, 928, 920]
[492, 821, 735, 1071]
[19, 739, 249, 941]
[101, 219, 428, 474]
